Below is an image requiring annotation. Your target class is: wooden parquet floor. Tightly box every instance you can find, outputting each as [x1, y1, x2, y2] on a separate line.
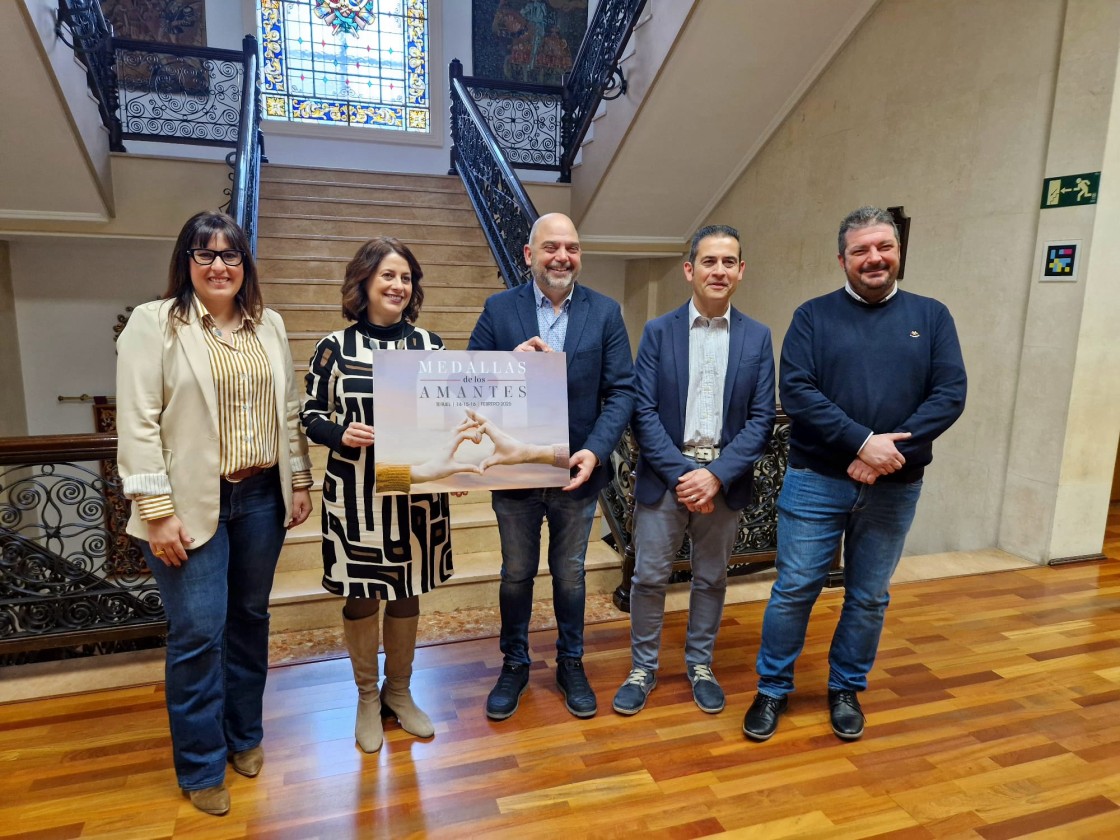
[3, 506, 1119, 839]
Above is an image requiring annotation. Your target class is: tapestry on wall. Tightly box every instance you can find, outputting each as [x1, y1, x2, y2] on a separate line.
[100, 0, 206, 45]
[472, 0, 588, 85]
[101, 0, 208, 95]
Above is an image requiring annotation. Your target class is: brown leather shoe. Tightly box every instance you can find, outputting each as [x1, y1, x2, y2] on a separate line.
[185, 784, 230, 816]
[231, 745, 264, 778]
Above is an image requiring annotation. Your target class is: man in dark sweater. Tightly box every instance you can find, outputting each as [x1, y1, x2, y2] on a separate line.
[743, 206, 966, 743]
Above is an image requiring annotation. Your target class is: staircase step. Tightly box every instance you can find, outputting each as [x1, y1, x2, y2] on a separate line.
[276, 303, 485, 333]
[264, 276, 501, 306]
[257, 212, 488, 243]
[258, 233, 495, 262]
[277, 492, 597, 572]
[263, 164, 463, 190]
[287, 331, 473, 361]
[260, 179, 473, 208]
[258, 195, 480, 223]
[259, 256, 498, 283]
[269, 539, 622, 632]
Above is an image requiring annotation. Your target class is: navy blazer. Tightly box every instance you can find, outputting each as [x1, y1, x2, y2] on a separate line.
[467, 281, 636, 500]
[633, 301, 776, 510]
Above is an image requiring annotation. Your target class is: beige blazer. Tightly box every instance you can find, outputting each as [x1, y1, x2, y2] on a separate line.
[116, 298, 311, 547]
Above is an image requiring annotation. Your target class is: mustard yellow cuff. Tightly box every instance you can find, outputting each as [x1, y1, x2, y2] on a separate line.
[375, 464, 412, 494]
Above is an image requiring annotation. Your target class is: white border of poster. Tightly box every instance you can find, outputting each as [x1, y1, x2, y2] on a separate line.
[373, 350, 570, 494]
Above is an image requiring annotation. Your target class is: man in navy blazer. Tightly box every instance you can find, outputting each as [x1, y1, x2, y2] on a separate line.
[468, 213, 636, 720]
[612, 224, 775, 717]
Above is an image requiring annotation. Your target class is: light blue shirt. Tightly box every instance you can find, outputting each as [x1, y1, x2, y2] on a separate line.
[683, 298, 730, 447]
[532, 282, 573, 352]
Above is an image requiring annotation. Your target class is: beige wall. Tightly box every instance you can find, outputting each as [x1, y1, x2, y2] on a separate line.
[665, 0, 1076, 556]
[3, 154, 232, 435]
[0, 242, 28, 436]
[1002, 0, 1120, 561]
[0, 155, 231, 239]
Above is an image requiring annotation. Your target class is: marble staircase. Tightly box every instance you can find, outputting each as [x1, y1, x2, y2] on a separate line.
[257, 164, 624, 638]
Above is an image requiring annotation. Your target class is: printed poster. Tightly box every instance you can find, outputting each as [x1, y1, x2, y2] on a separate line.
[373, 350, 570, 494]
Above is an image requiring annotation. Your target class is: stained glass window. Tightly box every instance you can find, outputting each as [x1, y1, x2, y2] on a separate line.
[258, 0, 429, 132]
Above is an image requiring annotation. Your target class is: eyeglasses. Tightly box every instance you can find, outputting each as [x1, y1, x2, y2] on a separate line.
[188, 248, 245, 266]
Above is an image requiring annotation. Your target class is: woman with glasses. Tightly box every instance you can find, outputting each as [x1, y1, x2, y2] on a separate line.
[301, 237, 466, 754]
[116, 211, 312, 816]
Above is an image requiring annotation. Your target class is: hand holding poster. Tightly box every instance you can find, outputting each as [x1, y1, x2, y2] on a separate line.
[373, 350, 570, 494]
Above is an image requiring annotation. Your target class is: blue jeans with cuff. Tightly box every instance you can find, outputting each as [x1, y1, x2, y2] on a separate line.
[142, 468, 286, 790]
[756, 466, 922, 699]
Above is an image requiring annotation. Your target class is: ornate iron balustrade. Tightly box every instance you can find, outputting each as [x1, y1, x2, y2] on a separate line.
[56, 4, 264, 253]
[0, 434, 165, 662]
[464, 79, 563, 171]
[449, 0, 646, 183]
[560, 0, 648, 179]
[228, 35, 264, 252]
[56, 0, 124, 151]
[450, 59, 539, 289]
[602, 411, 792, 612]
[113, 38, 243, 146]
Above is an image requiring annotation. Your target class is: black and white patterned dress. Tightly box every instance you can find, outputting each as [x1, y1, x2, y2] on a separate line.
[301, 317, 453, 599]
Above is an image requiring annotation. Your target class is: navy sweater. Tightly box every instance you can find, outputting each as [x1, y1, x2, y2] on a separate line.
[779, 288, 966, 482]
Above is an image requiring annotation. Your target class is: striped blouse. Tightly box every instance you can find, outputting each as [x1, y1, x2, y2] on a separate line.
[135, 299, 313, 521]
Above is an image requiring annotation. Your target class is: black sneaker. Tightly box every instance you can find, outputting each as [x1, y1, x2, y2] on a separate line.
[485, 663, 529, 721]
[556, 657, 597, 718]
[742, 692, 788, 741]
[828, 689, 865, 740]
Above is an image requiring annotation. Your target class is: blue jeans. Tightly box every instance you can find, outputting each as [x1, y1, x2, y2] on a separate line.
[629, 487, 739, 672]
[491, 488, 598, 665]
[756, 467, 922, 698]
[142, 469, 286, 790]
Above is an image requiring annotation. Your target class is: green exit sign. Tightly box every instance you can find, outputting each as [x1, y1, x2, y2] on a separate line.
[1040, 171, 1100, 208]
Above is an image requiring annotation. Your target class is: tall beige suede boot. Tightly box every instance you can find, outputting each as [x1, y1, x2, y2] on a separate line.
[342, 612, 383, 753]
[380, 613, 435, 738]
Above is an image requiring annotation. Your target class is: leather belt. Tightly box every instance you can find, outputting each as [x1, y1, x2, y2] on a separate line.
[682, 445, 720, 464]
[223, 465, 270, 483]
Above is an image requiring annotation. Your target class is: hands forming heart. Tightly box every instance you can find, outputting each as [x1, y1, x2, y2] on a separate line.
[408, 410, 567, 485]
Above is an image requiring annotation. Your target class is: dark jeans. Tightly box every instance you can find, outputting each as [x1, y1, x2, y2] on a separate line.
[142, 468, 286, 790]
[491, 489, 598, 665]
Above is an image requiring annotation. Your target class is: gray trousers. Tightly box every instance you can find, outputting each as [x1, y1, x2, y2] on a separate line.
[629, 488, 740, 672]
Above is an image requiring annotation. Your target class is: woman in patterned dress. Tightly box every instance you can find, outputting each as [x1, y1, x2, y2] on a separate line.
[301, 237, 471, 753]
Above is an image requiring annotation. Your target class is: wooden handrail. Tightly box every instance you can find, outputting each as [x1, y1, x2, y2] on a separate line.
[0, 433, 118, 466]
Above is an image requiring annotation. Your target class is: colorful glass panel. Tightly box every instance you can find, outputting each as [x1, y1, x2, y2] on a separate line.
[258, 0, 429, 132]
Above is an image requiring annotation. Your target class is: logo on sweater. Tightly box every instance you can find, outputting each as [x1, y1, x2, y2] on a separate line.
[909, 330, 920, 338]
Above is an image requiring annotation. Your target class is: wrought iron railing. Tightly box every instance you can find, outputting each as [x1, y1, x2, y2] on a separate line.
[56, 3, 264, 251]
[55, 0, 124, 151]
[113, 38, 244, 146]
[229, 35, 264, 252]
[450, 0, 646, 186]
[448, 0, 646, 291]
[602, 411, 793, 612]
[560, 0, 648, 179]
[450, 59, 540, 289]
[0, 434, 165, 663]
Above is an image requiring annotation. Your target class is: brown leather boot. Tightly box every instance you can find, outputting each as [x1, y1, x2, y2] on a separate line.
[230, 745, 264, 777]
[380, 613, 435, 738]
[185, 783, 230, 816]
[342, 612, 384, 753]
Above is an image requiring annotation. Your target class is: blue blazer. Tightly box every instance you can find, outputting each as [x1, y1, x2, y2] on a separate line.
[468, 282, 636, 500]
[633, 301, 775, 510]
